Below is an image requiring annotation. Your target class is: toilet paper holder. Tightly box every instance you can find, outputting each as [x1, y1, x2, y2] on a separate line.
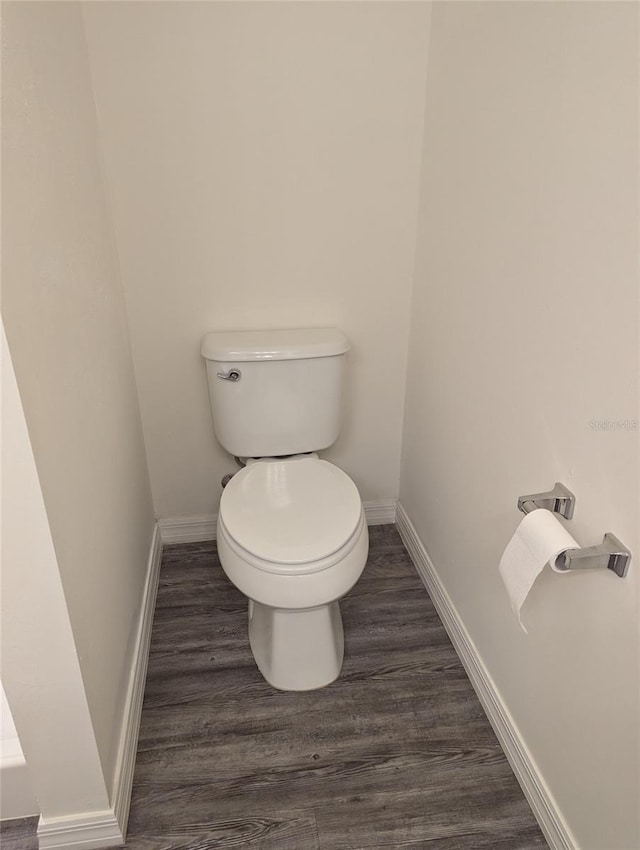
[517, 482, 631, 578]
[555, 534, 631, 578]
[518, 482, 575, 519]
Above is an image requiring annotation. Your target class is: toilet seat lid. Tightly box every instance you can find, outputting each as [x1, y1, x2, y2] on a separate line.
[219, 459, 362, 565]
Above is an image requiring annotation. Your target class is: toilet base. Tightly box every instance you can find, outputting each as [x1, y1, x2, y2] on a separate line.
[248, 599, 344, 691]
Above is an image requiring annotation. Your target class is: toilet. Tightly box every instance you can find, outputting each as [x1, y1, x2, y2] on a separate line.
[201, 328, 369, 691]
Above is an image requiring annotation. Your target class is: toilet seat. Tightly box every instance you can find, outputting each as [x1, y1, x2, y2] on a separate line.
[219, 458, 363, 574]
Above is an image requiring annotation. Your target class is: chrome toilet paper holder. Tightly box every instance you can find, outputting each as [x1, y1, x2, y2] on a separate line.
[516, 483, 631, 578]
[555, 533, 630, 578]
[518, 482, 575, 519]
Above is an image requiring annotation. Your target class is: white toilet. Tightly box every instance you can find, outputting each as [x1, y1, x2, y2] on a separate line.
[201, 328, 369, 691]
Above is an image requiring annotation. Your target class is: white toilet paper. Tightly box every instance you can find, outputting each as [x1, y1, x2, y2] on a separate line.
[499, 509, 579, 632]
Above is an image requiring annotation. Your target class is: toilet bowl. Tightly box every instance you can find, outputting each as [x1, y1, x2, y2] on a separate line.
[216, 456, 369, 690]
[201, 327, 369, 690]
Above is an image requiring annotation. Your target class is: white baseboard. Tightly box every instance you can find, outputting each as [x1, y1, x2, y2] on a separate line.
[38, 522, 163, 850]
[363, 500, 397, 525]
[37, 810, 124, 850]
[159, 513, 216, 544]
[110, 522, 163, 837]
[395, 503, 576, 850]
[159, 500, 397, 545]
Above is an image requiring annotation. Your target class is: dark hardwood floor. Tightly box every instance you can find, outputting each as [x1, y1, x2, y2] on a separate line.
[0, 817, 38, 850]
[1, 524, 547, 849]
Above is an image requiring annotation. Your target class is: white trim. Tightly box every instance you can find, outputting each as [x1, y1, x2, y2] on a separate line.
[363, 500, 397, 525]
[37, 522, 163, 850]
[159, 514, 216, 544]
[395, 502, 577, 850]
[159, 500, 397, 545]
[110, 522, 163, 837]
[37, 811, 124, 850]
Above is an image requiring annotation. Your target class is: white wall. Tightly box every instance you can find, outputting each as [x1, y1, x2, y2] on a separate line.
[1, 0, 155, 802]
[1, 324, 111, 821]
[3, 2, 638, 845]
[82, 1, 431, 518]
[0, 681, 38, 819]
[400, 4, 639, 848]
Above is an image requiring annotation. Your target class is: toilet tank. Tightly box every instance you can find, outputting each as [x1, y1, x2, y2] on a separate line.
[201, 328, 350, 458]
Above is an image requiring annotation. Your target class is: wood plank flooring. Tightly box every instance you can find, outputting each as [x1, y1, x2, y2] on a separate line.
[0, 525, 547, 849]
[0, 817, 38, 850]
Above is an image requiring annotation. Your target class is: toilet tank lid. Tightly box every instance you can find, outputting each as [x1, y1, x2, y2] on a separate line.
[201, 328, 350, 362]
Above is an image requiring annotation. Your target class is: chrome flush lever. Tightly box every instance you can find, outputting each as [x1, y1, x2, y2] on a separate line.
[217, 369, 241, 382]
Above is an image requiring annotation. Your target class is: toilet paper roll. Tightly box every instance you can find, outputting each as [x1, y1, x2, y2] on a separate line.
[499, 509, 579, 632]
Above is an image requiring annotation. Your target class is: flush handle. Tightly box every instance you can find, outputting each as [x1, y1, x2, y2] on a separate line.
[217, 369, 241, 382]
